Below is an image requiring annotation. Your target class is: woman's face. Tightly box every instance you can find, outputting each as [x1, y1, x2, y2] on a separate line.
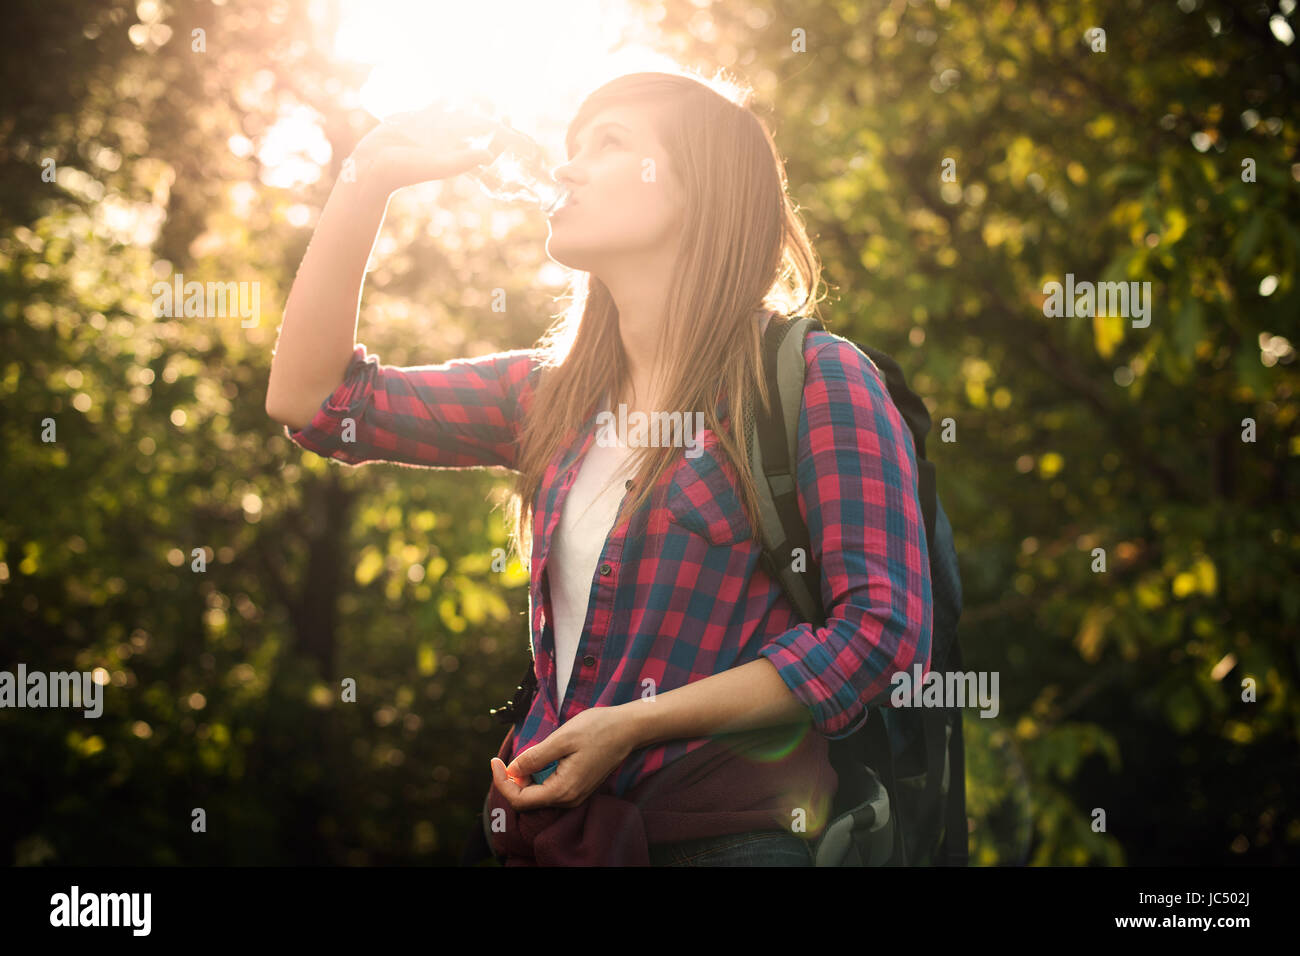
[544, 103, 686, 274]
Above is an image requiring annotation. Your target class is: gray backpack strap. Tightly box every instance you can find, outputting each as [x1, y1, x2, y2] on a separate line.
[748, 315, 825, 627]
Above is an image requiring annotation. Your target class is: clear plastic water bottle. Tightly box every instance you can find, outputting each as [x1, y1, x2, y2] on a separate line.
[464, 124, 569, 215]
[371, 96, 568, 214]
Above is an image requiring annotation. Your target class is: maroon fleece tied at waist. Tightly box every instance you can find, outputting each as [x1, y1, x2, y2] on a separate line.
[485, 721, 837, 866]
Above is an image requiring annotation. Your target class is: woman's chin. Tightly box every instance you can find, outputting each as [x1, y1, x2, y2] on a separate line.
[544, 239, 596, 273]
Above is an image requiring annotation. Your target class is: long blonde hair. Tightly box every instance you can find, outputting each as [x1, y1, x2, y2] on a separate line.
[506, 68, 826, 567]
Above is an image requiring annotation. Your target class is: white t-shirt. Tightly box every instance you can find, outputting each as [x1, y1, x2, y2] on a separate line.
[549, 397, 636, 709]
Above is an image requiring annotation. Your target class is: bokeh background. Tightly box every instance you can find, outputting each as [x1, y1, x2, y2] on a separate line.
[1, 0, 1297, 866]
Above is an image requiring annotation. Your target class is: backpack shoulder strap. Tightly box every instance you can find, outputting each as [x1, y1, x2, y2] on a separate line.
[748, 313, 826, 627]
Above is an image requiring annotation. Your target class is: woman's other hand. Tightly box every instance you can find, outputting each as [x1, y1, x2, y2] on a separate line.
[490, 704, 642, 811]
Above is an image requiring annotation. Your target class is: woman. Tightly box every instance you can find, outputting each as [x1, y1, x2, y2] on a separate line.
[266, 68, 933, 866]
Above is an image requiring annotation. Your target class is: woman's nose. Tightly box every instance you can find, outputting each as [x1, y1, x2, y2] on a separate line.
[551, 161, 582, 189]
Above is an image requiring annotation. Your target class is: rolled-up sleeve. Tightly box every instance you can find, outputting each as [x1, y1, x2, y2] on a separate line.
[284, 342, 542, 470]
[758, 338, 933, 739]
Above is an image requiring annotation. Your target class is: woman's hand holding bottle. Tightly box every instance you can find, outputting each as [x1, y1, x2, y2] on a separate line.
[348, 102, 504, 199]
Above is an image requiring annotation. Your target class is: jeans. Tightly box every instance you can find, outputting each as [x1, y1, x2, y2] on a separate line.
[647, 829, 814, 866]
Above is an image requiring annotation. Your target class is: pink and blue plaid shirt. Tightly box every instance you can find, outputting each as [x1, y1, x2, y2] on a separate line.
[284, 325, 933, 796]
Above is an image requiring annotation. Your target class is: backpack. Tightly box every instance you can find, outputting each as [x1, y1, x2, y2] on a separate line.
[746, 312, 967, 866]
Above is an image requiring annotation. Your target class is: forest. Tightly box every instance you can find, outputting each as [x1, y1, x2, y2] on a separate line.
[0, 0, 1296, 866]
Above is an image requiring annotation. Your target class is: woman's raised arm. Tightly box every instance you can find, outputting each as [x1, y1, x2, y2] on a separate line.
[266, 107, 502, 430]
[265, 172, 389, 431]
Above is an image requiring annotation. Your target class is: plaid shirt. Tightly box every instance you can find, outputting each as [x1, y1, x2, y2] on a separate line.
[284, 328, 933, 796]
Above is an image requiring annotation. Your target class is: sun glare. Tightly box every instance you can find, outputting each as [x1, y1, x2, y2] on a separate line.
[255, 1, 692, 204]
[334, 0, 680, 156]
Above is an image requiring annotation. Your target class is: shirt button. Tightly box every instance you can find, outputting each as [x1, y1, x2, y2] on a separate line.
[599, 563, 611, 576]
[582, 655, 596, 667]
[625, 479, 633, 489]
